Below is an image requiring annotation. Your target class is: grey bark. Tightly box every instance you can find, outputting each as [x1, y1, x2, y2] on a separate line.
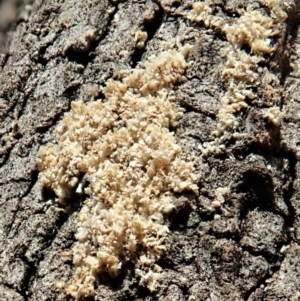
[0, 0, 300, 300]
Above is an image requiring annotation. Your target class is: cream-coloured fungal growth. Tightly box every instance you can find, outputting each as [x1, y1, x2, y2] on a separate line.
[264, 106, 283, 125]
[135, 30, 148, 49]
[187, 1, 224, 28]
[188, 1, 287, 154]
[224, 8, 283, 55]
[38, 50, 198, 299]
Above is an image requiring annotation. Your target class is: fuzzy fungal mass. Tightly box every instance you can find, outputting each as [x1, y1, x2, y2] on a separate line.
[37, 50, 198, 299]
[188, 0, 287, 154]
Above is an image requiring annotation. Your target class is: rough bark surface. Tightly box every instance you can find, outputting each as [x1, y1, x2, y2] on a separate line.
[0, 0, 300, 300]
[0, 0, 36, 53]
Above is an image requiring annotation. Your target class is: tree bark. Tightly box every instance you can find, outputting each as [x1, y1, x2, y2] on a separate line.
[1, 0, 300, 300]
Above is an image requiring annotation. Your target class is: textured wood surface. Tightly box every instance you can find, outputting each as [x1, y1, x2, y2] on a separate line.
[0, 0, 300, 300]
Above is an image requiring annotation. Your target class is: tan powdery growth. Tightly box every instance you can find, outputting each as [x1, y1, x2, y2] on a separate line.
[188, 1, 287, 153]
[187, 1, 224, 28]
[37, 50, 198, 299]
[224, 6, 285, 55]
